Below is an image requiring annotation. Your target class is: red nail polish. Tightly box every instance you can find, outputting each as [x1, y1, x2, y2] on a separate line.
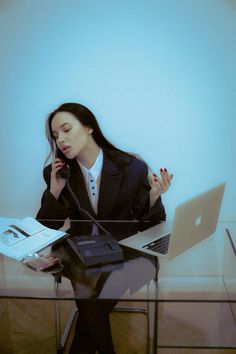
[154, 178, 158, 182]
[164, 168, 167, 172]
[153, 173, 157, 177]
[160, 168, 164, 172]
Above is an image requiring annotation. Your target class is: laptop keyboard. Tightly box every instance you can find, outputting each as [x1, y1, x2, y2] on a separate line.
[142, 234, 171, 254]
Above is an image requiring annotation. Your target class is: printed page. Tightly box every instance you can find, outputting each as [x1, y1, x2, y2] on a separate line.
[0, 217, 45, 248]
[0, 217, 67, 261]
[10, 217, 46, 236]
[8, 228, 66, 260]
[0, 228, 26, 246]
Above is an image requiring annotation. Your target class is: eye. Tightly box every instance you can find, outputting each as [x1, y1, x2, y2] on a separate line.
[63, 124, 71, 133]
[64, 128, 71, 133]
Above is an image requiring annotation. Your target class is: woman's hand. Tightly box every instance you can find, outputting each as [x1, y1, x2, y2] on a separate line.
[148, 168, 173, 208]
[50, 158, 67, 199]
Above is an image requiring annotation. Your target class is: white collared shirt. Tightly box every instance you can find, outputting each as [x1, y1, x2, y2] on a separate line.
[76, 149, 103, 215]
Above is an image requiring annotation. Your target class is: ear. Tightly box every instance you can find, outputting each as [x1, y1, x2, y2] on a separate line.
[86, 126, 93, 135]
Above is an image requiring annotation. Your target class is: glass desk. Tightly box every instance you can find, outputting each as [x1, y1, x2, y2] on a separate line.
[0, 221, 235, 354]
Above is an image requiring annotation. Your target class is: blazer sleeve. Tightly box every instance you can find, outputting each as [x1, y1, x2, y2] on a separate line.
[131, 162, 166, 231]
[36, 165, 73, 229]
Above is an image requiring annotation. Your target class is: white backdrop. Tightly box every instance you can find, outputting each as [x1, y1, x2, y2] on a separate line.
[0, 0, 235, 221]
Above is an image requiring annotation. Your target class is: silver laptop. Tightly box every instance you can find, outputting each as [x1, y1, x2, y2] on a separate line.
[119, 183, 225, 260]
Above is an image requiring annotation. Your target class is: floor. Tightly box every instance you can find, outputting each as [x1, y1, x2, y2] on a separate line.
[0, 298, 236, 354]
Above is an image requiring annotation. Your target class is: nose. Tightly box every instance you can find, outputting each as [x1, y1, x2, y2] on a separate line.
[57, 131, 65, 143]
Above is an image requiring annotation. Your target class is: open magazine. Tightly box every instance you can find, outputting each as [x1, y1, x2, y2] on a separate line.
[0, 217, 67, 261]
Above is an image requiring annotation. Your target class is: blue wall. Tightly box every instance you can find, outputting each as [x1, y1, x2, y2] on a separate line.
[0, 0, 235, 220]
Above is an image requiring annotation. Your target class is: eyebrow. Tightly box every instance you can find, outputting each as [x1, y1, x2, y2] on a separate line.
[52, 122, 70, 134]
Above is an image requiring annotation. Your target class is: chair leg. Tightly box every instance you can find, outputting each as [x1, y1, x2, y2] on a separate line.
[55, 300, 78, 353]
[54, 273, 78, 353]
[112, 281, 152, 354]
[61, 307, 78, 350]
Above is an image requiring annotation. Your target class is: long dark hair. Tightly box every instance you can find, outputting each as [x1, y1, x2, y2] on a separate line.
[45, 102, 133, 165]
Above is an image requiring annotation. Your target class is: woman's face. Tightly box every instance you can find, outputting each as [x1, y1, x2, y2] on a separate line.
[51, 111, 92, 159]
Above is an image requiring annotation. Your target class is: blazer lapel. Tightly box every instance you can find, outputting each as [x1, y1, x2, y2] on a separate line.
[97, 153, 122, 219]
[69, 160, 96, 218]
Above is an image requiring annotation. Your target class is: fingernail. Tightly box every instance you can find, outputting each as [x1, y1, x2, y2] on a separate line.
[154, 178, 158, 182]
[164, 168, 167, 172]
[153, 173, 157, 177]
[160, 168, 164, 172]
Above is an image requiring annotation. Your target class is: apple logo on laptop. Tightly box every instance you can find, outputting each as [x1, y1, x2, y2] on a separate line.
[195, 215, 202, 226]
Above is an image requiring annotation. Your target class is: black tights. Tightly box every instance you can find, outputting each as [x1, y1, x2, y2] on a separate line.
[69, 300, 118, 354]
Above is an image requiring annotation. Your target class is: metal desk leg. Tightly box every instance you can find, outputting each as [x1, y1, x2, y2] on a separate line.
[54, 272, 63, 353]
[147, 288, 158, 353]
[146, 257, 159, 354]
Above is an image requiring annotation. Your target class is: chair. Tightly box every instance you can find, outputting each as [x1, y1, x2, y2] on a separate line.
[53, 257, 159, 354]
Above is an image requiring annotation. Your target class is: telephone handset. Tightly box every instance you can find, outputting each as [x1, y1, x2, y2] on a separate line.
[55, 148, 70, 180]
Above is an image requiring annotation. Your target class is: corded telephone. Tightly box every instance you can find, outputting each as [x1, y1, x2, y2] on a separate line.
[54, 148, 124, 267]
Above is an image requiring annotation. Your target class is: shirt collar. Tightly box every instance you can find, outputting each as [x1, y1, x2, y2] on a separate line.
[77, 149, 103, 182]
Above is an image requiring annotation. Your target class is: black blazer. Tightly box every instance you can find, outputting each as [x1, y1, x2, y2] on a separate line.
[36, 151, 166, 240]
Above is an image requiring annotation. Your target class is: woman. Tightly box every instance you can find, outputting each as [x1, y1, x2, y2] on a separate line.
[37, 102, 172, 354]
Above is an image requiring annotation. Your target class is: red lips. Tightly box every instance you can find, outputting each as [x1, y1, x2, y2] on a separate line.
[61, 145, 71, 153]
